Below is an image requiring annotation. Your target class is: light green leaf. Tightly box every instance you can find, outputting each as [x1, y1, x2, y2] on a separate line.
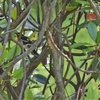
[82, 47, 94, 54]
[2, 91, 8, 100]
[87, 21, 97, 41]
[6, 45, 21, 61]
[13, 67, 23, 79]
[0, 44, 7, 65]
[11, 7, 17, 20]
[71, 42, 91, 49]
[24, 88, 33, 100]
[66, 6, 77, 11]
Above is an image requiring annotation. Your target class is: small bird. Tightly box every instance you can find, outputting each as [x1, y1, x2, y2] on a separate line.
[16, 33, 39, 56]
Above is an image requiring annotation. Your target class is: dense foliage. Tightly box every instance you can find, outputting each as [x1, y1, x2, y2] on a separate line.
[0, 0, 100, 100]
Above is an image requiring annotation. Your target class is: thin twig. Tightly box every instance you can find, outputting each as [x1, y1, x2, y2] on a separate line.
[48, 30, 99, 74]
[0, 0, 12, 56]
[18, 58, 26, 100]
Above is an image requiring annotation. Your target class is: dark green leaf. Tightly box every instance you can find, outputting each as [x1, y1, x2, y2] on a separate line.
[92, 56, 98, 69]
[92, 73, 99, 82]
[92, 56, 100, 81]
[33, 74, 48, 84]
[4, 62, 12, 68]
[79, 20, 99, 29]
[96, 31, 100, 44]
[87, 21, 97, 41]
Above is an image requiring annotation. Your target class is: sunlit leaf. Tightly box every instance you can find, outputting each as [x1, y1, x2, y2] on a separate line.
[13, 67, 23, 79]
[30, 85, 41, 89]
[33, 74, 48, 84]
[66, 6, 77, 11]
[24, 88, 33, 100]
[11, 7, 17, 20]
[6, 45, 21, 61]
[82, 47, 94, 54]
[0, 44, 7, 65]
[87, 21, 97, 41]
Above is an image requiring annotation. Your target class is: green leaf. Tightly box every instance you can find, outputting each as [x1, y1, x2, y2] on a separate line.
[33, 74, 48, 84]
[4, 62, 12, 68]
[2, 91, 8, 100]
[79, 20, 99, 29]
[96, 31, 100, 44]
[92, 56, 100, 81]
[82, 47, 94, 54]
[69, 0, 78, 6]
[0, 44, 7, 65]
[92, 56, 98, 69]
[28, 78, 37, 84]
[30, 85, 41, 89]
[34, 94, 45, 100]
[71, 42, 91, 49]
[87, 21, 97, 41]
[78, 7, 92, 12]
[66, 6, 77, 11]
[13, 67, 23, 79]
[0, 19, 7, 28]
[11, 7, 17, 20]
[24, 88, 33, 100]
[6, 45, 21, 61]
[76, 0, 89, 5]
[92, 73, 99, 82]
